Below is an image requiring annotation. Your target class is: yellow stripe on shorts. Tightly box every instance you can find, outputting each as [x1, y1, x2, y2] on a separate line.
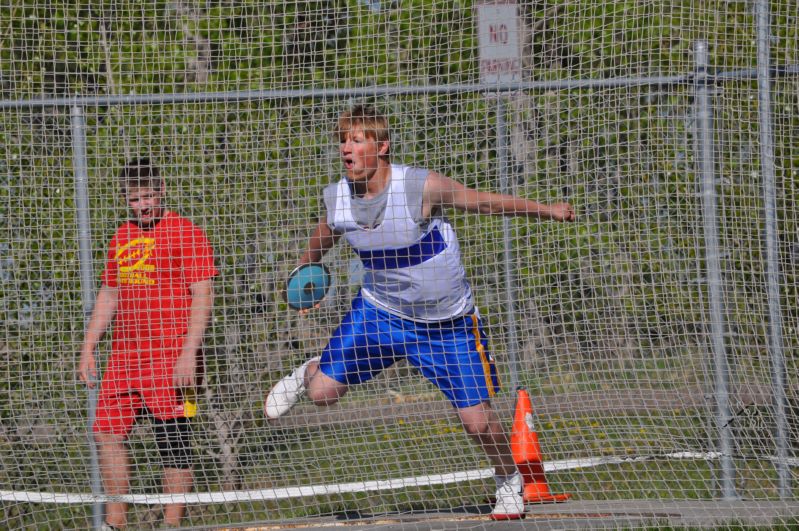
[471, 314, 496, 397]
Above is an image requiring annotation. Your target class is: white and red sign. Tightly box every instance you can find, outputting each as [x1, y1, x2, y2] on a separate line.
[476, 1, 522, 84]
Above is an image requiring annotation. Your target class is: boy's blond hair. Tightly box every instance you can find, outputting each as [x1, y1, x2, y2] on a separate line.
[338, 105, 390, 156]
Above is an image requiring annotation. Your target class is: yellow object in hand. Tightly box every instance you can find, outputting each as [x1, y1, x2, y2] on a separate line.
[183, 388, 198, 418]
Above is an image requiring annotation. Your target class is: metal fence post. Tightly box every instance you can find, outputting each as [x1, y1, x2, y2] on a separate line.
[694, 41, 737, 500]
[70, 105, 103, 529]
[497, 97, 520, 391]
[755, 0, 791, 499]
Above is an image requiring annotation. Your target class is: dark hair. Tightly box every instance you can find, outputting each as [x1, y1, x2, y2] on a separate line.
[119, 158, 162, 194]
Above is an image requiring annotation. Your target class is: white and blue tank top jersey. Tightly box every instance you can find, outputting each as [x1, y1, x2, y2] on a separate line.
[323, 164, 474, 322]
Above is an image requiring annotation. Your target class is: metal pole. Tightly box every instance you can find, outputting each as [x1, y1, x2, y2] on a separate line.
[70, 106, 103, 529]
[497, 98, 520, 390]
[2, 67, 797, 111]
[0, 77, 698, 110]
[755, 0, 790, 498]
[694, 41, 737, 500]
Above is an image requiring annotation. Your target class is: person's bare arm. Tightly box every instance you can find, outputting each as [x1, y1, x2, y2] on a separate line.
[299, 219, 340, 265]
[289, 220, 340, 314]
[423, 171, 575, 221]
[173, 279, 214, 388]
[78, 285, 119, 388]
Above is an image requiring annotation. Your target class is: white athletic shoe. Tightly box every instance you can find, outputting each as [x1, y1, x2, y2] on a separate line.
[264, 356, 319, 419]
[490, 471, 525, 520]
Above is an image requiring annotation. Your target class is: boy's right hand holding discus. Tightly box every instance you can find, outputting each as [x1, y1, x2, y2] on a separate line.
[284, 263, 332, 314]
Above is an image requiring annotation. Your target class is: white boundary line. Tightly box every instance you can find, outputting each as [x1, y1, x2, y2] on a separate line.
[4, 452, 794, 505]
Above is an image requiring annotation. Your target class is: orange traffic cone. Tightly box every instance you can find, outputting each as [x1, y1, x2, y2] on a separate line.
[511, 387, 570, 503]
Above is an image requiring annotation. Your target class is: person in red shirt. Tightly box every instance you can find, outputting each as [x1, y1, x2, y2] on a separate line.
[78, 158, 218, 529]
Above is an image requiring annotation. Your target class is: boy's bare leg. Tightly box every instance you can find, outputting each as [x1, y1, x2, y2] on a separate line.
[458, 401, 525, 519]
[162, 467, 193, 527]
[457, 401, 517, 476]
[96, 432, 130, 528]
[305, 361, 350, 406]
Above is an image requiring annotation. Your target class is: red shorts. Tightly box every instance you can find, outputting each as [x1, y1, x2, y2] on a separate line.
[94, 337, 193, 437]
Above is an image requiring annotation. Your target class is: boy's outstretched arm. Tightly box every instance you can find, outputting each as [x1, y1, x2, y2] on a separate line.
[424, 171, 575, 222]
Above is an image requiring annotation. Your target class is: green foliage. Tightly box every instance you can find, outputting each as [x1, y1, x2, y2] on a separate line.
[1, 0, 798, 528]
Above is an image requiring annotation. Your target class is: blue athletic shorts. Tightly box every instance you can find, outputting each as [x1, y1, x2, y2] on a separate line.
[320, 293, 500, 409]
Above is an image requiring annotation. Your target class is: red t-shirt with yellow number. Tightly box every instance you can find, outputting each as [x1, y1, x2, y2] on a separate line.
[102, 211, 218, 343]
